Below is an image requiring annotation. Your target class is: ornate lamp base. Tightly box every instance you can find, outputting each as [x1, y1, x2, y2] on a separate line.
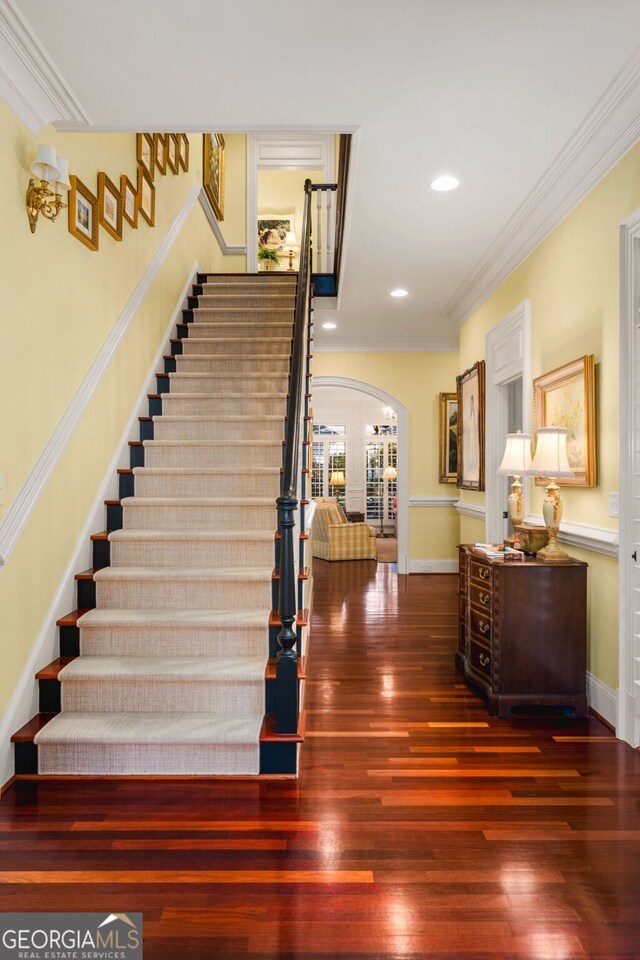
[536, 480, 570, 562]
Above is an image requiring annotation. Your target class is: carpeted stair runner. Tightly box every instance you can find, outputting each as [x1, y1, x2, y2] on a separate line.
[35, 274, 297, 775]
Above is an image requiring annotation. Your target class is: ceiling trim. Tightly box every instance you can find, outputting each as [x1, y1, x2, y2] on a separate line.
[0, 0, 91, 133]
[445, 44, 640, 328]
[314, 336, 459, 353]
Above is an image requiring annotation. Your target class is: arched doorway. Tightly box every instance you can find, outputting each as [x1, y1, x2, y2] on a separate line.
[313, 376, 408, 574]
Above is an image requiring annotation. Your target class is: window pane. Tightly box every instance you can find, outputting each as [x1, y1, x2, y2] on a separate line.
[365, 442, 383, 520]
[313, 424, 346, 436]
[311, 442, 324, 499]
[328, 442, 346, 507]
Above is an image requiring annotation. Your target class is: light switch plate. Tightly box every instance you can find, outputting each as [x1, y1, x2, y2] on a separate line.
[608, 492, 619, 517]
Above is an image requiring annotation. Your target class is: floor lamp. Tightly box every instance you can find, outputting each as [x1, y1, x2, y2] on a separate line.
[379, 466, 397, 538]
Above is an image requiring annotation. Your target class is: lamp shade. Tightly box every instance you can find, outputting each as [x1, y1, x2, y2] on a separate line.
[382, 466, 398, 480]
[528, 427, 574, 478]
[285, 230, 297, 247]
[329, 470, 346, 487]
[498, 432, 532, 475]
[53, 155, 71, 193]
[30, 144, 60, 182]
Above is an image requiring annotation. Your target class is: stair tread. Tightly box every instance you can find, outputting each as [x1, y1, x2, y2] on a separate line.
[109, 529, 276, 542]
[33, 712, 264, 746]
[151, 415, 283, 422]
[142, 439, 282, 447]
[59, 656, 268, 681]
[132, 467, 281, 475]
[78, 608, 270, 628]
[94, 565, 274, 582]
[162, 393, 287, 398]
[121, 496, 275, 505]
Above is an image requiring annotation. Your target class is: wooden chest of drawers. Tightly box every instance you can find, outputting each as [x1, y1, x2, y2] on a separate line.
[456, 545, 588, 717]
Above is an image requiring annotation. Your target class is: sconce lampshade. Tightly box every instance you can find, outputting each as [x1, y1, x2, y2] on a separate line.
[30, 144, 61, 182]
[498, 432, 532, 475]
[53, 155, 71, 193]
[330, 470, 346, 487]
[382, 466, 398, 481]
[528, 427, 574, 478]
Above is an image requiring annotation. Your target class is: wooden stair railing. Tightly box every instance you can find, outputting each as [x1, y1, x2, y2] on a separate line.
[311, 133, 351, 298]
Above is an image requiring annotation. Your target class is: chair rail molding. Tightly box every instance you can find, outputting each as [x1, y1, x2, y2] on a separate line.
[198, 189, 246, 255]
[0, 181, 202, 570]
[525, 515, 619, 558]
[456, 501, 486, 521]
[408, 496, 459, 508]
[313, 375, 408, 575]
[0, 0, 91, 133]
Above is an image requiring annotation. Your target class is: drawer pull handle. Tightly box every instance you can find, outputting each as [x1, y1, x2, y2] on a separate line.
[479, 652, 490, 667]
[479, 592, 490, 605]
[479, 568, 490, 580]
[479, 620, 490, 635]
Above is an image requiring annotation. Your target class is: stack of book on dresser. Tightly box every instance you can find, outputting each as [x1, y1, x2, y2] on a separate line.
[473, 543, 526, 561]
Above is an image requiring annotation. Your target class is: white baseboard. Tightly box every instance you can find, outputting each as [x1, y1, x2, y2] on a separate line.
[587, 671, 617, 729]
[0, 264, 200, 787]
[408, 559, 458, 574]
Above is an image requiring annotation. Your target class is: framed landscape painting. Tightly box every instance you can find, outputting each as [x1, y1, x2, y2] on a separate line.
[533, 354, 596, 486]
[203, 133, 225, 220]
[456, 361, 485, 491]
[439, 392, 458, 483]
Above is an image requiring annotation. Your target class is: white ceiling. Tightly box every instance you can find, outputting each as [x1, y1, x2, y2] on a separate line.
[9, 0, 640, 350]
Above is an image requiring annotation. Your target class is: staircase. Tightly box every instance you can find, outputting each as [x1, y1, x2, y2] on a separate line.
[12, 273, 308, 778]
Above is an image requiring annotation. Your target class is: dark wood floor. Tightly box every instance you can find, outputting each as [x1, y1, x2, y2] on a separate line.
[2, 561, 640, 959]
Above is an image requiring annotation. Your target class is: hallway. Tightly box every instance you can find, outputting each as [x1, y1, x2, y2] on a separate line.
[1, 562, 639, 959]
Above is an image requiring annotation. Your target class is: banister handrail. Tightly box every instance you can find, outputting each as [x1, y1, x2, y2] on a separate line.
[275, 177, 313, 734]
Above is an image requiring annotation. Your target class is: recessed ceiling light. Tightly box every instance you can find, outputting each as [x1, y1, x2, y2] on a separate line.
[322, 321, 337, 329]
[390, 289, 408, 298]
[430, 174, 459, 192]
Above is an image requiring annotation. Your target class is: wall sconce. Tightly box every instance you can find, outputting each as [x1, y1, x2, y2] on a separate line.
[285, 231, 298, 271]
[26, 144, 71, 233]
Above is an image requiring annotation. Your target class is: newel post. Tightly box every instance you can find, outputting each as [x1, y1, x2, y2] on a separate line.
[276, 492, 299, 733]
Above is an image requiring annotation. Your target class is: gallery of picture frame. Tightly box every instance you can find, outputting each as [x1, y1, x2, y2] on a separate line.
[179, 134, 189, 172]
[98, 172, 123, 241]
[137, 166, 155, 226]
[68, 175, 99, 251]
[154, 133, 167, 175]
[167, 134, 179, 174]
[136, 132, 154, 181]
[120, 174, 138, 229]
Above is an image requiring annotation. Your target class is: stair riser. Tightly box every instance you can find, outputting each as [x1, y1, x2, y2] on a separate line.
[180, 340, 291, 357]
[193, 310, 294, 323]
[196, 296, 296, 309]
[96, 579, 272, 610]
[143, 445, 282, 469]
[174, 357, 290, 375]
[61, 681, 265, 714]
[189, 322, 293, 337]
[161, 397, 285, 416]
[122, 503, 275, 531]
[168, 378, 288, 395]
[132, 474, 280, 498]
[152, 420, 283, 441]
[37, 743, 260, 775]
[110, 539, 275, 568]
[79, 626, 268, 658]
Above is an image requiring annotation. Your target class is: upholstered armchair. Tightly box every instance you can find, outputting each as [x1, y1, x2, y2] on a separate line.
[311, 498, 378, 561]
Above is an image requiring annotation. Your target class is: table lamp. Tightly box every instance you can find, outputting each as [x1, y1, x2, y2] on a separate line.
[497, 432, 532, 545]
[527, 427, 574, 561]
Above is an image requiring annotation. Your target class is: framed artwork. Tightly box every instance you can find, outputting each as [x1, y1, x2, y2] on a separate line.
[533, 354, 596, 486]
[167, 133, 179, 174]
[456, 360, 485, 491]
[257, 214, 294, 250]
[179, 133, 189, 172]
[120, 174, 138, 229]
[68, 175, 98, 251]
[439, 392, 458, 483]
[137, 166, 155, 226]
[136, 133, 154, 181]
[203, 133, 225, 220]
[97, 172, 122, 241]
[154, 133, 167, 175]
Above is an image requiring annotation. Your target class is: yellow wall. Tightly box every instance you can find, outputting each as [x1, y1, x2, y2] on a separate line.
[313, 352, 461, 561]
[218, 134, 246, 246]
[0, 101, 244, 723]
[458, 140, 640, 690]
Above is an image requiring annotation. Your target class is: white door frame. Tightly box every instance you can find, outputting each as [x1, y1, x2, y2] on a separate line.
[617, 209, 640, 746]
[313, 376, 409, 574]
[485, 301, 532, 543]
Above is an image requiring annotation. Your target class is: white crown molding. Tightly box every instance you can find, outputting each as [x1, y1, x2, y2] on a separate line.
[456, 501, 486, 520]
[587, 672, 617, 730]
[408, 559, 458, 574]
[314, 336, 459, 353]
[408, 496, 458, 508]
[198, 188, 246, 255]
[0, 263, 201, 786]
[0, 181, 201, 569]
[0, 0, 91, 133]
[526, 514, 619, 558]
[446, 47, 640, 327]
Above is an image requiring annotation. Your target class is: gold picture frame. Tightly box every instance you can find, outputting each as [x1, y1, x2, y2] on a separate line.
[456, 361, 485, 491]
[136, 133, 154, 181]
[203, 133, 225, 220]
[154, 133, 167, 175]
[137, 166, 155, 226]
[97, 172, 122, 241]
[533, 354, 596, 487]
[68, 175, 98, 251]
[439, 392, 458, 483]
[179, 133, 189, 172]
[167, 133, 179, 174]
[120, 174, 138, 229]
